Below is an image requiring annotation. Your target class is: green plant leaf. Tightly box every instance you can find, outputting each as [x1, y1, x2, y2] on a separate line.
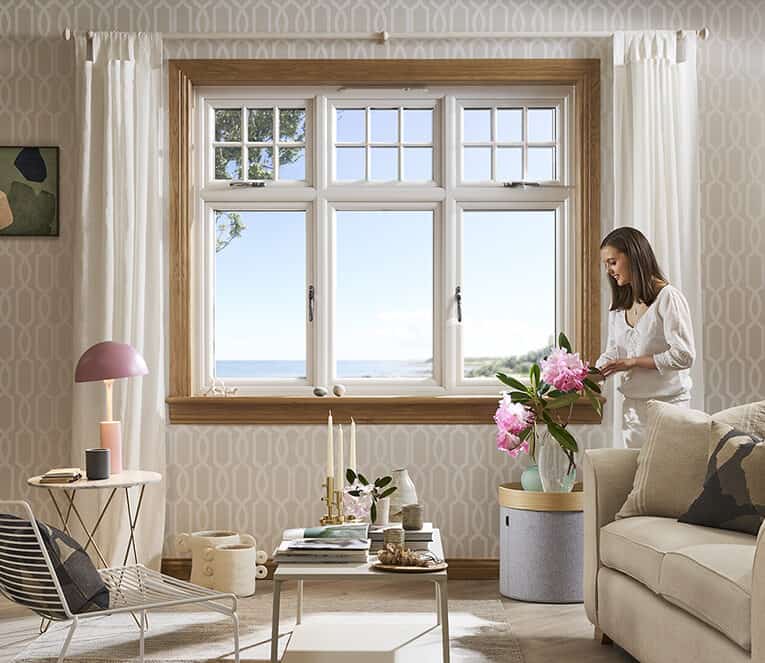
[558, 332, 572, 352]
[379, 486, 397, 498]
[370, 502, 377, 523]
[539, 383, 551, 395]
[583, 377, 601, 393]
[357, 473, 369, 486]
[530, 364, 541, 390]
[510, 391, 531, 403]
[545, 392, 580, 410]
[347, 489, 361, 497]
[584, 389, 603, 417]
[548, 389, 566, 398]
[519, 426, 533, 441]
[496, 373, 529, 393]
[375, 476, 392, 488]
[588, 365, 602, 375]
[346, 468, 357, 484]
[546, 420, 579, 453]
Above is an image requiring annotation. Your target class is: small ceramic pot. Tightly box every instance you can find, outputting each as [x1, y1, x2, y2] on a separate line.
[203, 542, 268, 597]
[177, 530, 256, 588]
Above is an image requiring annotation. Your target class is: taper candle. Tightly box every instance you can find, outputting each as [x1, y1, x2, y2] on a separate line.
[336, 424, 344, 488]
[349, 418, 357, 473]
[327, 411, 334, 478]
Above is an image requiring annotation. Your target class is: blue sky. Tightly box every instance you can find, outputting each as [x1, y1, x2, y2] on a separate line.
[214, 209, 555, 362]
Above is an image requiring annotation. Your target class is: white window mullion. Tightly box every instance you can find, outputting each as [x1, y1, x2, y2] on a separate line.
[315, 94, 330, 393]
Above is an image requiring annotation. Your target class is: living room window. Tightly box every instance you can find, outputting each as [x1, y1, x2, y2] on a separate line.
[192, 85, 576, 399]
[169, 59, 600, 423]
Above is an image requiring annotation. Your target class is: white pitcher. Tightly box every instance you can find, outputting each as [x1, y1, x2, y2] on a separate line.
[203, 542, 268, 597]
[388, 468, 418, 522]
[177, 530, 256, 588]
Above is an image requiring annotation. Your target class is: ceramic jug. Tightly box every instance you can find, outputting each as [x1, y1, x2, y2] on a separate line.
[177, 530, 256, 588]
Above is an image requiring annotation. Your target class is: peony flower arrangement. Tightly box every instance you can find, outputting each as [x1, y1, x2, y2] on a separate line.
[494, 333, 602, 472]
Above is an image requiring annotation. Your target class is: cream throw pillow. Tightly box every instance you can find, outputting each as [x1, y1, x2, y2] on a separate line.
[616, 399, 765, 520]
[616, 401, 711, 519]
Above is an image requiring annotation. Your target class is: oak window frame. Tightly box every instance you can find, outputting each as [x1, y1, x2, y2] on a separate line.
[168, 59, 601, 425]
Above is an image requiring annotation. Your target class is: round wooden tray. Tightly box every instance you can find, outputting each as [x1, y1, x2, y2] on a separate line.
[498, 482, 583, 512]
[370, 561, 448, 573]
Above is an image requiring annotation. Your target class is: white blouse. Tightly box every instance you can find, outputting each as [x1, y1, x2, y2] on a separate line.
[595, 284, 695, 400]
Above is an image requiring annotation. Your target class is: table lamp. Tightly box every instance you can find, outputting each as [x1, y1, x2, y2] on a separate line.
[75, 341, 148, 474]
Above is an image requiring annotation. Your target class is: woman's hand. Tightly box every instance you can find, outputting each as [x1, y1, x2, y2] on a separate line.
[599, 358, 637, 377]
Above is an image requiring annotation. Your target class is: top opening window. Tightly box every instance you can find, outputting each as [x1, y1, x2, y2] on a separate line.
[460, 105, 559, 184]
[211, 105, 308, 183]
[333, 105, 436, 183]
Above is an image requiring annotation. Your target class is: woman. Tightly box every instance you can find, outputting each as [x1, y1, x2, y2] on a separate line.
[596, 227, 695, 448]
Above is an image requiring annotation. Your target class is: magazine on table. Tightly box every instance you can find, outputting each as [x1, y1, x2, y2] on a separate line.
[282, 523, 369, 541]
[287, 538, 370, 551]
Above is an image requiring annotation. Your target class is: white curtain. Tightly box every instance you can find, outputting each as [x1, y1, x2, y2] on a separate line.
[613, 30, 705, 411]
[72, 32, 165, 568]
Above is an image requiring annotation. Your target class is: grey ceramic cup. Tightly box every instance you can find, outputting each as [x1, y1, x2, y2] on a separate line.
[85, 448, 110, 480]
[402, 503, 424, 530]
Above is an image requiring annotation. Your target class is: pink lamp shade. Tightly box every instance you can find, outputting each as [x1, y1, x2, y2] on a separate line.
[75, 341, 149, 383]
[75, 341, 148, 476]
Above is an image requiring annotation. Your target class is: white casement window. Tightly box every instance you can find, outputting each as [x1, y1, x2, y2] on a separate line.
[193, 86, 574, 396]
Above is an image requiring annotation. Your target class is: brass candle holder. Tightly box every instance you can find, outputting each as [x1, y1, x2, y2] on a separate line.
[320, 476, 344, 525]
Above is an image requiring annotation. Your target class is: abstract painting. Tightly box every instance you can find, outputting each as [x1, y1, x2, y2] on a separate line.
[0, 146, 59, 236]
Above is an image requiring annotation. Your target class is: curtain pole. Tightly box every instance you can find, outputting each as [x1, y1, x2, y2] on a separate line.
[63, 27, 710, 43]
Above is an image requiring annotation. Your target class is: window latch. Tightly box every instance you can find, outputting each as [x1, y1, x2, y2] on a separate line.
[455, 286, 462, 323]
[229, 181, 266, 188]
[504, 181, 541, 188]
[308, 285, 315, 322]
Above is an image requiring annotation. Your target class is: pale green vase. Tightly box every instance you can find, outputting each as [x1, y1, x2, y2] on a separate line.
[520, 464, 543, 491]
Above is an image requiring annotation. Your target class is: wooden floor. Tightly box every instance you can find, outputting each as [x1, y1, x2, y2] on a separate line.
[0, 579, 635, 662]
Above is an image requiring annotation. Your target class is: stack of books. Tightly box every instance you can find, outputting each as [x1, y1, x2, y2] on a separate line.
[38, 468, 83, 484]
[369, 522, 434, 553]
[274, 523, 371, 564]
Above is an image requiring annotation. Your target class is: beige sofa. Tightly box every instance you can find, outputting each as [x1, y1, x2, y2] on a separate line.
[584, 448, 765, 663]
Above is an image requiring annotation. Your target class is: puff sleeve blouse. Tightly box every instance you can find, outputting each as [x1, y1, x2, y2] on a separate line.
[595, 284, 695, 400]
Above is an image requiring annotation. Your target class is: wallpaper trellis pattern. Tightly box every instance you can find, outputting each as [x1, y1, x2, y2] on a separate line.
[2, 1, 763, 559]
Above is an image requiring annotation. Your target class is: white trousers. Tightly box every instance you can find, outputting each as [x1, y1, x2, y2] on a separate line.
[622, 397, 691, 449]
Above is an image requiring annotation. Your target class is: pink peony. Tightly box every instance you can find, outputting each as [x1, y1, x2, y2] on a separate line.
[540, 347, 589, 392]
[494, 396, 534, 457]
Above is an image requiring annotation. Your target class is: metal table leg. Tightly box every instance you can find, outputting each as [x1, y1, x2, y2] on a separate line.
[270, 578, 282, 663]
[438, 578, 450, 663]
[296, 579, 303, 625]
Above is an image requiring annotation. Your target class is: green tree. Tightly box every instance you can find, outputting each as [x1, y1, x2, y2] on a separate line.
[214, 108, 305, 252]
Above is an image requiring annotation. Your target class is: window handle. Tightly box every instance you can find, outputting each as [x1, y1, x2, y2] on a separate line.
[504, 181, 541, 188]
[229, 181, 266, 188]
[308, 285, 315, 322]
[455, 286, 462, 323]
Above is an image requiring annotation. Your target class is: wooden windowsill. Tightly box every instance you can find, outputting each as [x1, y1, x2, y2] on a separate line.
[166, 395, 604, 425]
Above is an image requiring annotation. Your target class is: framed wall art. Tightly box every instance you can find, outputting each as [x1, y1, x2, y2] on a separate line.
[0, 146, 59, 237]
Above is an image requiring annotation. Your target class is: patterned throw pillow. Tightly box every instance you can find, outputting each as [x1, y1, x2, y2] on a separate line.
[679, 422, 765, 535]
[0, 514, 109, 614]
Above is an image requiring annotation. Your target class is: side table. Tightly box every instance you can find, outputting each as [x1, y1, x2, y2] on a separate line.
[270, 529, 449, 663]
[27, 470, 162, 568]
[498, 482, 584, 603]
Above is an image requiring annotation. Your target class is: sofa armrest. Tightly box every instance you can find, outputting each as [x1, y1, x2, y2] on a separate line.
[583, 448, 639, 628]
[752, 521, 765, 662]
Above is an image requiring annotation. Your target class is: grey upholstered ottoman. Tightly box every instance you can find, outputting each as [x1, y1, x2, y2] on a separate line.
[498, 482, 584, 603]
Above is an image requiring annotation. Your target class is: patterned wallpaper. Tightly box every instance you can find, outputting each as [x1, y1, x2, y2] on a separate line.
[2, 1, 763, 558]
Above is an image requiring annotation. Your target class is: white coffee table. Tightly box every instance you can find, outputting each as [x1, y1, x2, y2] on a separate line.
[271, 529, 449, 663]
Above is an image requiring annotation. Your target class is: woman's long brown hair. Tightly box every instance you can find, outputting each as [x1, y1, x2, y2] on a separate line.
[600, 227, 668, 311]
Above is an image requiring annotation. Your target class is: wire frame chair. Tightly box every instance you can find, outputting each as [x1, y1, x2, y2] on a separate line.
[0, 501, 240, 663]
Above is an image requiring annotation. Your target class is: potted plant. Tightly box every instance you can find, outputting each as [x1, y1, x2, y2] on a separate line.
[494, 332, 602, 492]
[345, 469, 397, 524]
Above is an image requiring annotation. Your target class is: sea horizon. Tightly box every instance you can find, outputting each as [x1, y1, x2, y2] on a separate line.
[216, 359, 433, 379]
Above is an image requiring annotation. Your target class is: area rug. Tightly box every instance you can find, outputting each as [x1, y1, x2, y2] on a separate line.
[14, 596, 523, 663]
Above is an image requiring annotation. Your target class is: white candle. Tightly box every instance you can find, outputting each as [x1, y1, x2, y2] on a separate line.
[336, 424, 344, 488]
[326, 411, 334, 479]
[349, 418, 357, 473]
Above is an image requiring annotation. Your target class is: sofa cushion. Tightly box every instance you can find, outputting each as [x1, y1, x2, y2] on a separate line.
[660, 544, 755, 650]
[600, 516, 753, 593]
[680, 422, 765, 535]
[713, 400, 765, 439]
[616, 402, 712, 520]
